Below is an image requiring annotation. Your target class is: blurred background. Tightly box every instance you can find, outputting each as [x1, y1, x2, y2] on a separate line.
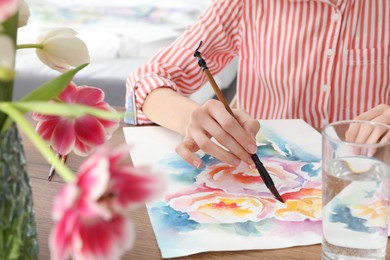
[15, 0, 238, 106]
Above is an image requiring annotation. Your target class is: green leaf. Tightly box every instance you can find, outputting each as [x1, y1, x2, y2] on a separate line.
[1, 63, 89, 132]
[9, 102, 123, 120]
[20, 63, 88, 102]
[0, 103, 75, 182]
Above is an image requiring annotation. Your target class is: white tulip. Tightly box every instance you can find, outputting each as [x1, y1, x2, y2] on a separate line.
[18, 0, 30, 28]
[35, 28, 90, 72]
[0, 35, 15, 81]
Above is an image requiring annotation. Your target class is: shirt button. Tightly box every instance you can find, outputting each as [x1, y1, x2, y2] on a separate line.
[333, 13, 340, 21]
[321, 118, 328, 127]
[326, 49, 334, 57]
[321, 84, 330, 92]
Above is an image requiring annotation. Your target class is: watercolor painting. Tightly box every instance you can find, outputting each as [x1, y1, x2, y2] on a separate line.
[124, 120, 323, 258]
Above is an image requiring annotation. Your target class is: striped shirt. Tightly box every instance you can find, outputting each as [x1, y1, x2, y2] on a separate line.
[125, 0, 390, 129]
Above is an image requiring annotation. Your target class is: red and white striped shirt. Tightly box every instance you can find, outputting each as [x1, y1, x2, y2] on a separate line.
[125, 0, 390, 129]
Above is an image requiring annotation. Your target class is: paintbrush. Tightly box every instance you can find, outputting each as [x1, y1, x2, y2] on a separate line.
[194, 41, 284, 203]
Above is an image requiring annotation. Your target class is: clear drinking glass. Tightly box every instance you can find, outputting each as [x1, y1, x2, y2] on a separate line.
[322, 120, 390, 260]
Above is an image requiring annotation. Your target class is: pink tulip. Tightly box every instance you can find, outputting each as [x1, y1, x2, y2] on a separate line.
[50, 145, 164, 260]
[32, 82, 119, 156]
[0, 0, 18, 23]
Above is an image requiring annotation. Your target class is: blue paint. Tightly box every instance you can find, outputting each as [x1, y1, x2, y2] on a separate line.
[301, 163, 320, 177]
[256, 143, 281, 158]
[258, 125, 321, 162]
[149, 205, 199, 232]
[157, 153, 222, 185]
[330, 204, 380, 233]
[232, 221, 260, 236]
[158, 154, 201, 184]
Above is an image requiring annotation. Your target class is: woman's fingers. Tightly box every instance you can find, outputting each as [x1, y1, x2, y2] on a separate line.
[175, 138, 203, 168]
[176, 133, 242, 167]
[354, 104, 390, 121]
[234, 109, 261, 139]
[365, 125, 390, 157]
[204, 100, 258, 155]
[194, 103, 253, 164]
[346, 104, 390, 144]
[179, 99, 260, 168]
[345, 104, 390, 156]
[187, 107, 243, 164]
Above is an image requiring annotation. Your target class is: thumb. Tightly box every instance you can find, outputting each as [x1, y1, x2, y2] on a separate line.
[175, 137, 203, 168]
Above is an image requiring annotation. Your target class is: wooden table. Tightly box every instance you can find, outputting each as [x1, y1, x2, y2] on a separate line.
[21, 118, 389, 260]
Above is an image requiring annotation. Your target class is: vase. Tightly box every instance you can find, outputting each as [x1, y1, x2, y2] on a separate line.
[0, 124, 39, 259]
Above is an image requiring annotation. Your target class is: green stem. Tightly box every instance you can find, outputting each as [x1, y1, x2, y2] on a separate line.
[0, 13, 18, 131]
[16, 43, 44, 50]
[0, 103, 75, 182]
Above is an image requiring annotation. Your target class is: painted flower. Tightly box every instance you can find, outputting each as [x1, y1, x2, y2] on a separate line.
[195, 157, 320, 198]
[0, 0, 18, 24]
[164, 156, 323, 224]
[50, 145, 164, 260]
[32, 82, 120, 156]
[36, 28, 89, 72]
[167, 185, 280, 223]
[274, 188, 322, 221]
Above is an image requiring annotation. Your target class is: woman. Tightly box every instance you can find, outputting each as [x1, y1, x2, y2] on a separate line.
[125, 0, 390, 168]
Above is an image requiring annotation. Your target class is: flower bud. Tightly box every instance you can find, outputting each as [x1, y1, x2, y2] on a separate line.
[18, 0, 30, 28]
[36, 28, 90, 72]
[0, 0, 18, 24]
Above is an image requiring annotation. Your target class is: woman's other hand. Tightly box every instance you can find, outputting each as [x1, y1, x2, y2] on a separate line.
[345, 104, 390, 149]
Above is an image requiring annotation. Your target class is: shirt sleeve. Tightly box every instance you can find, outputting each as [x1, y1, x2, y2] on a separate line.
[124, 0, 243, 125]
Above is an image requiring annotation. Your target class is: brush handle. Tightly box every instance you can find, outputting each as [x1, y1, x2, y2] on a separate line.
[251, 154, 275, 188]
[205, 68, 274, 185]
[204, 69, 235, 116]
[197, 50, 283, 203]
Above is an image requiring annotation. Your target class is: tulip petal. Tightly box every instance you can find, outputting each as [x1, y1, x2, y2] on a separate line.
[44, 37, 89, 66]
[36, 49, 69, 72]
[73, 216, 134, 260]
[111, 168, 163, 208]
[58, 82, 78, 103]
[49, 145, 162, 259]
[36, 28, 89, 72]
[31, 111, 58, 121]
[73, 139, 94, 157]
[77, 158, 109, 201]
[107, 145, 130, 166]
[0, 0, 18, 23]
[38, 28, 78, 43]
[52, 185, 79, 221]
[52, 119, 76, 155]
[35, 118, 59, 141]
[49, 211, 78, 260]
[32, 82, 119, 156]
[74, 87, 105, 105]
[75, 116, 106, 146]
[18, 0, 30, 28]
[94, 104, 120, 134]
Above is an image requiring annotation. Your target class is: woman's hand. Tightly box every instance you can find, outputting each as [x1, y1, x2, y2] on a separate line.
[175, 99, 260, 168]
[345, 104, 390, 149]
